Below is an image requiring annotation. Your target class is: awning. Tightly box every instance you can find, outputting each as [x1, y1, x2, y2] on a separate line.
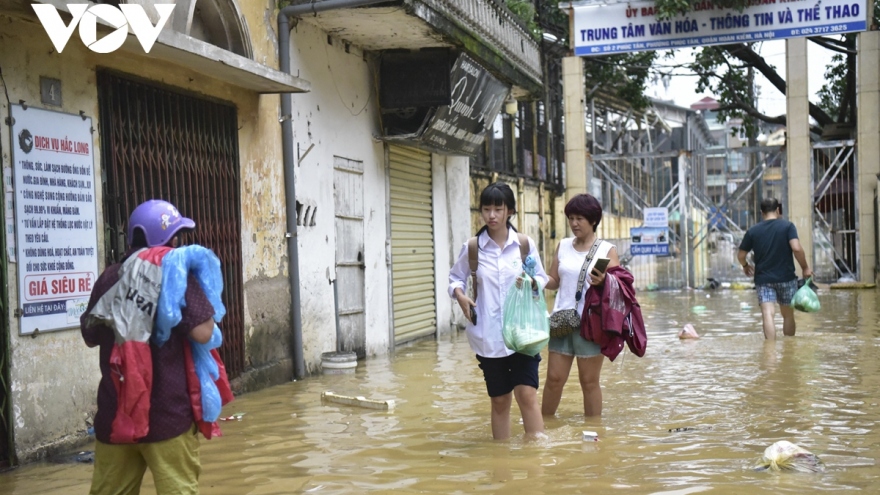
[145, 30, 310, 94]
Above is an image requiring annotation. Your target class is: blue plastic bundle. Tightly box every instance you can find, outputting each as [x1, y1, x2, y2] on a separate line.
[154, 245, 227, 347]
[192, 324, 224, 422]
[523, 254, 537, 278]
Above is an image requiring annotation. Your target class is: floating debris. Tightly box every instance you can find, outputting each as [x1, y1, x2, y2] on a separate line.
[755, 441, 825, 473]
[219, 412, 246, 421]
[678, 324, 699, 339]
[322, 391, 395, 411]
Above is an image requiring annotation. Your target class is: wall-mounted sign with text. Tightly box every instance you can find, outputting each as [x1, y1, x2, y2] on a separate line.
[10, 105, 99, 335]
[572, 0, 867, 56]
[643, 207, 669, 228]
[630, 226, 670, 256]
[381, 52, 508, 157]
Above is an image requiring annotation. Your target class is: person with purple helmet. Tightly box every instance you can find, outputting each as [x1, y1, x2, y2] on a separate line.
[81, 199, 216, 495]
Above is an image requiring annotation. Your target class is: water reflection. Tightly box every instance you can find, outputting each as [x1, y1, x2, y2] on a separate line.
[2, 289, 879, 494]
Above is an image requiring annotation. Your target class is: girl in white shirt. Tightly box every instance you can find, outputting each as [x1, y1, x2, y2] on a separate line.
[448, 182, 548, 440]
[542, 194, 619, 417]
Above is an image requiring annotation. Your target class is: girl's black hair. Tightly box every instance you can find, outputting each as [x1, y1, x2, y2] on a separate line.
[475, 182, 517, 236]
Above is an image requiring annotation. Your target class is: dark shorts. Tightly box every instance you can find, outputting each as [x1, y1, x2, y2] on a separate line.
[756, 280, 798, 306]
[476, 353, 541, 398]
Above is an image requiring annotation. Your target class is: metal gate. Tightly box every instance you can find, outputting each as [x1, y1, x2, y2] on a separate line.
[812, 140, 858, 283]
[591, 145, 788, 288]
[591, 152, 687, 288]
[690, 145, 787, 284]
[389, 145, 437, 344]
[97, 72, 245, 378]
[334, 157, 366, 358]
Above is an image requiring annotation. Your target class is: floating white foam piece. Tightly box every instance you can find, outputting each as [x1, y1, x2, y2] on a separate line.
[321, 391, 395, 411]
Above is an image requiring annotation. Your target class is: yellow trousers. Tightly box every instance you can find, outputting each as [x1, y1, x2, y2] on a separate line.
[89, 425, 200, 495]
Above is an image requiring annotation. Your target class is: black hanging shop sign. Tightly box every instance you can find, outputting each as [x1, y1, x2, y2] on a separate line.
[380, 51, 508, 157]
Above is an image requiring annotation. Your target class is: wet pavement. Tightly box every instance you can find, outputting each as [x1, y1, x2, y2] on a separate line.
[1, 289, 879, 494]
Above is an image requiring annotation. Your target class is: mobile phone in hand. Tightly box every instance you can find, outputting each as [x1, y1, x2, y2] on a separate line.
[592, 257, 611, 274]
[470, 307, 477, 325]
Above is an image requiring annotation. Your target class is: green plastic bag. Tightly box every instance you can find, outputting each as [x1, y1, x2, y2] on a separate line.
[791, 277, 820, 313]
[502, 276, 549, 356]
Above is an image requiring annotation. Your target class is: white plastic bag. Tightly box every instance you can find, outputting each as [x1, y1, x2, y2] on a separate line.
[755, 441, 825, 472]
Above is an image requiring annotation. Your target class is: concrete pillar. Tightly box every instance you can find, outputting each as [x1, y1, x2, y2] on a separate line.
[857, 31, 880, 283]
[678, 152, 692, 288]
[563, 56, 588, 202]
[785, 37, 813, 274]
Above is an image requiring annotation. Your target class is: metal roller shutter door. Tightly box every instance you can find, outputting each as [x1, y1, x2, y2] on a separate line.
[389, 145, 437, 344]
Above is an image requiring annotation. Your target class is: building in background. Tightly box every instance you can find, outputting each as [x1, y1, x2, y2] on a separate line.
[0, 0, 545, 464]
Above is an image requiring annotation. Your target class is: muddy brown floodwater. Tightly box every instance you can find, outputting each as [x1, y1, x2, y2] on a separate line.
[2, 289, 879, 494]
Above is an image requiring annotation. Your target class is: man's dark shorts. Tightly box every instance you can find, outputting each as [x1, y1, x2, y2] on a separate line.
[756, 280, 798, 306]
[476, 352, 541, 397]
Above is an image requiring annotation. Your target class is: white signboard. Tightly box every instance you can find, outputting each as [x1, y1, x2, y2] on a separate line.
[644, 207, 669, 227]
[572, 0, 867, 56]
[10, 105, 99, 335]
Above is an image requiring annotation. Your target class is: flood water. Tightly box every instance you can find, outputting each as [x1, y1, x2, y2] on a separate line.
[2, 289, 879, 494]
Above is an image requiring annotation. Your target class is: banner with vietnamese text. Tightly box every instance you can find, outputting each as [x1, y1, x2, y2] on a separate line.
[572, 0, 867, 56]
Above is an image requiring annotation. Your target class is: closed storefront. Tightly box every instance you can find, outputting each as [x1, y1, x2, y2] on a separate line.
[389, 145, 436, 344]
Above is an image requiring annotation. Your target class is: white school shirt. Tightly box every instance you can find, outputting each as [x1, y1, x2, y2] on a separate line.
[551, 238, 614, 317]
[448, 229, 549, 358]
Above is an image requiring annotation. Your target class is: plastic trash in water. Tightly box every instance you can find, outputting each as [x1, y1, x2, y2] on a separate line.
[582, 431, 598, 441]
[691, 305, 707, 313]
[678, 323, 699, 339]
[668, 426, 714, 434]
[219, 412, 246, 421]
[755, 440, 825, 472]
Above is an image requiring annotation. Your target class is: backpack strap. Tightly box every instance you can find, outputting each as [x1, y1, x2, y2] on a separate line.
[467, 236, 479, 302]
[517, 233, 530, 264]
[468, 233, 531, 303]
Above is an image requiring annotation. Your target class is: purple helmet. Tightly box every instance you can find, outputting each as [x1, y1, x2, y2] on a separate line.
[128, 199, 195, 247]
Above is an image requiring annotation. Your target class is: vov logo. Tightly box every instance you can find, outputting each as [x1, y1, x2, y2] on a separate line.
[32, 3, 175, 54]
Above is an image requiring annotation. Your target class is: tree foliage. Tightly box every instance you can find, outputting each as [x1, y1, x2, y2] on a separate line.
[506, 0, 542, 41]
[585, 52, 659, 111]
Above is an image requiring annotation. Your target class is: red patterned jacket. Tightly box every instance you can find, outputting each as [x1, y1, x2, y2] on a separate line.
[579, 266, 647, 361]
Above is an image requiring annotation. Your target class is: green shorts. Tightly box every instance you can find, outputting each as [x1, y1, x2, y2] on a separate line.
[547, 331, 601, 358]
